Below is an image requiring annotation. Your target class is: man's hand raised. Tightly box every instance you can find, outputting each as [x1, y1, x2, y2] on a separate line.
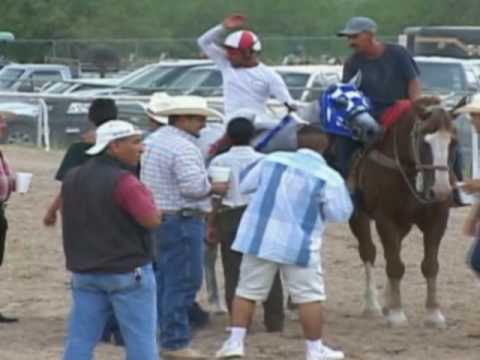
[223, 14, 246, 30]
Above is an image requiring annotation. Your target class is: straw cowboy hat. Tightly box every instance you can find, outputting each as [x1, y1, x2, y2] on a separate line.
[144, 92, 170, 124]
[455, 93, 480, 114]
[145, 93, 223, 122]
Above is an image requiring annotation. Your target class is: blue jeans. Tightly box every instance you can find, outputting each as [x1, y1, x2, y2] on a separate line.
[63, 263, 158, 360]
[468, 235, 480, 274]
[153, 215, 205, 351]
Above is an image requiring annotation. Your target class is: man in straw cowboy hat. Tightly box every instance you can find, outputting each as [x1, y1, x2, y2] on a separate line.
[145, 92, 227, 319]
[141, 95, 228, 359]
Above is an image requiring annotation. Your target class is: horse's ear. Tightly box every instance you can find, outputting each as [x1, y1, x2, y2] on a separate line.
[348, 71, 362, 88]
[413, 96, 441, 120]
[449, 95, 469, 118]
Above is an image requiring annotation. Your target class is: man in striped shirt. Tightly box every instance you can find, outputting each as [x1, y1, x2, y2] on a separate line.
[141, 96, 228, 360]
[216, 126, 353, 360]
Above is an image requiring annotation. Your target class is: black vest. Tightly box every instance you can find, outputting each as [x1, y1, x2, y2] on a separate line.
[62, 155, 152, 273]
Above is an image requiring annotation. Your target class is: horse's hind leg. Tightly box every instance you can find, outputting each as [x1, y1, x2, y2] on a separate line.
[350, 210, 382, 317]
[420, 221, 448, 329]
[375, 219, 411, 327]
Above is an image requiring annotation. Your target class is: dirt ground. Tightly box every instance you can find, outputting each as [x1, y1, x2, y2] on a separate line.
[0, 145, 479, 360]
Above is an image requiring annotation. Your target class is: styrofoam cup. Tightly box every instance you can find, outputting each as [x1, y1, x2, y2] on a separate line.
[16, 172, 32, 194]
[209, 166, 231, 182]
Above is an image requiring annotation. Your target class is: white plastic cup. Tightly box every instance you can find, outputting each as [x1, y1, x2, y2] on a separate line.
[16, 172, 33, 194]
[209, 166, 231, 182]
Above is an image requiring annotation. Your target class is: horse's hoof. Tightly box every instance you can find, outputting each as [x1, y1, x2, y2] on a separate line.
[424, 308, 447, 329]
[385, 309, 408, 327]
[362, 304, 383, 318]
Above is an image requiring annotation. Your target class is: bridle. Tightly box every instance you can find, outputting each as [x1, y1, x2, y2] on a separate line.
[391, 111, 452, 204]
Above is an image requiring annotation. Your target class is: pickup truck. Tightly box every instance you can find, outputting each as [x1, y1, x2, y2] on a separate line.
[0, 64, 75, 92]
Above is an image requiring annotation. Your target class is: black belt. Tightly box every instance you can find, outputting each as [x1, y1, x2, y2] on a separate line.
[163, 208, 208, 219]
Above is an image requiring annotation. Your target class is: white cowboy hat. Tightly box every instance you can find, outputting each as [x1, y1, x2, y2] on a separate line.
[455, 94, 480, 114]
[144, 92, 170, 124]
[147, 94, 223, 119]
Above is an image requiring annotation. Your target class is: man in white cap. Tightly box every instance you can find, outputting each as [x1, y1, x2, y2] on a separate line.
[197, 14, 294, 119]
[61, 120, 162, 360]
[141, 96, 228, 359]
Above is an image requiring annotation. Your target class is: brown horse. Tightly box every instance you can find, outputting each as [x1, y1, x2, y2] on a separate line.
[350, 96, 457, 328]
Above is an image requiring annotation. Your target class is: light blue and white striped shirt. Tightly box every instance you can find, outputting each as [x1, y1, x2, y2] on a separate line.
[232, 149, 353, 267]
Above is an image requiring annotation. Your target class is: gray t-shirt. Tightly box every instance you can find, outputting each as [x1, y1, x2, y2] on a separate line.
[342, 43, 419, 115]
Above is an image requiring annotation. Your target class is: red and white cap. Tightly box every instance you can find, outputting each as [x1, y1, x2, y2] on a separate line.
[224, 30, 262, 52]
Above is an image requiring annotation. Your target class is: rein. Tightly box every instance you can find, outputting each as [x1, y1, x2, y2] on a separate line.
[364, 114, 450, 205]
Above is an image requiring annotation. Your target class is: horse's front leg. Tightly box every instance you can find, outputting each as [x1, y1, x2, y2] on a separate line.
[419, 212, 449, 329]
[350, 210, 382, 317]
[375, 218, 411, 327]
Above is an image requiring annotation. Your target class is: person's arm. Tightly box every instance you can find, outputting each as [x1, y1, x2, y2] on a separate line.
[408, 78, 422, 101]
[197, 24, 229, 68]
[269, 70, 294, 107]
[173, 147, 212, 199]
[321, 176, 353, 223]
[114, 174, 162, 229]
[43, 191, 62, 226]
[396, 45, 421, 101]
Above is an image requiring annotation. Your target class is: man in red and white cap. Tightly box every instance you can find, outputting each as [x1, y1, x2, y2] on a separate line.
[198, 14, 294, 119]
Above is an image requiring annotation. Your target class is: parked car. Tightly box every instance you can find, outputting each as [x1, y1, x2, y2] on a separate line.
[165, 65, 222, 97]
[274, 65, 342, 102]
[415, 56, 480, 100]
[0, 64, 75, 92]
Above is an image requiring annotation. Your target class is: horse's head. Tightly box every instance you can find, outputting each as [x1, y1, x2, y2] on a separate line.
[320, 76, 383, 145]
[410, 97, 457, 201]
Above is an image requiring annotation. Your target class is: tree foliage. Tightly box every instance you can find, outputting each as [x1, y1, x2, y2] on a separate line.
[1, 0, 480, 39]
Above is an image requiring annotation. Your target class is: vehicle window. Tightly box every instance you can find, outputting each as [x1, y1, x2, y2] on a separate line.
[278, 72, 310, 100]
[30, 71, 63, 89]
[126, 66, 175, 88]
[167, 68, 215, 95]
[0, 68, 25, 89]
[193, 71, 222, 96]
[417, 62, 466, 92]
[44, 81, 75, 94]
[465, 68, 479, 90]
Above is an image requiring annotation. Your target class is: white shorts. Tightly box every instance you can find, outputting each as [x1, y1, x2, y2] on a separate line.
[235, 254, 326, 304]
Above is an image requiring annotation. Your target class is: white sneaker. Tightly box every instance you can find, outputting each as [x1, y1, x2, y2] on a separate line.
[215, 339, 245, 358]
[307, 344, 345, 360]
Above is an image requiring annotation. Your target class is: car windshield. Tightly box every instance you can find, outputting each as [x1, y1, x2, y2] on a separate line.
[43, 81, 75, 94]
[123, 65, 197, 90]
[167, 68, 219, 95]
[277, 72, 310, 100]
[0, 68, 24, 89]
[417, 62, 466, 92]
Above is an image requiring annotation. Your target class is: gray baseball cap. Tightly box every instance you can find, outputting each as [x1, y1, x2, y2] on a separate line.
[337, 17, 377, 37]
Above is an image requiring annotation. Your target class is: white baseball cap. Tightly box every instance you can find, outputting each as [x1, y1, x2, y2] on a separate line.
[86, 120, 143, 155]
[224, 30, 262, 52]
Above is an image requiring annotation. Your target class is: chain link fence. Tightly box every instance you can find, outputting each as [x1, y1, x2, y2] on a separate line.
[0, 36, 398, 69]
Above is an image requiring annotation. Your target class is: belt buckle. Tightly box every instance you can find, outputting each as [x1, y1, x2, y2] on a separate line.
[179, 208, 194, 218]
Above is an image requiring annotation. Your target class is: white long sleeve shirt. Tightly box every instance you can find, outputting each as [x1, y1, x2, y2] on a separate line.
[198, 25, 293, 118]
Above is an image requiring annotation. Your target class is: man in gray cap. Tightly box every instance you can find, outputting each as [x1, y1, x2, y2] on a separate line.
[335, 16, 421, 178]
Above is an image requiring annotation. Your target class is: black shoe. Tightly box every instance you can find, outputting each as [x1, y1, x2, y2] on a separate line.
[0, 312, 18, 323]
[189, 302, 210, 331]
